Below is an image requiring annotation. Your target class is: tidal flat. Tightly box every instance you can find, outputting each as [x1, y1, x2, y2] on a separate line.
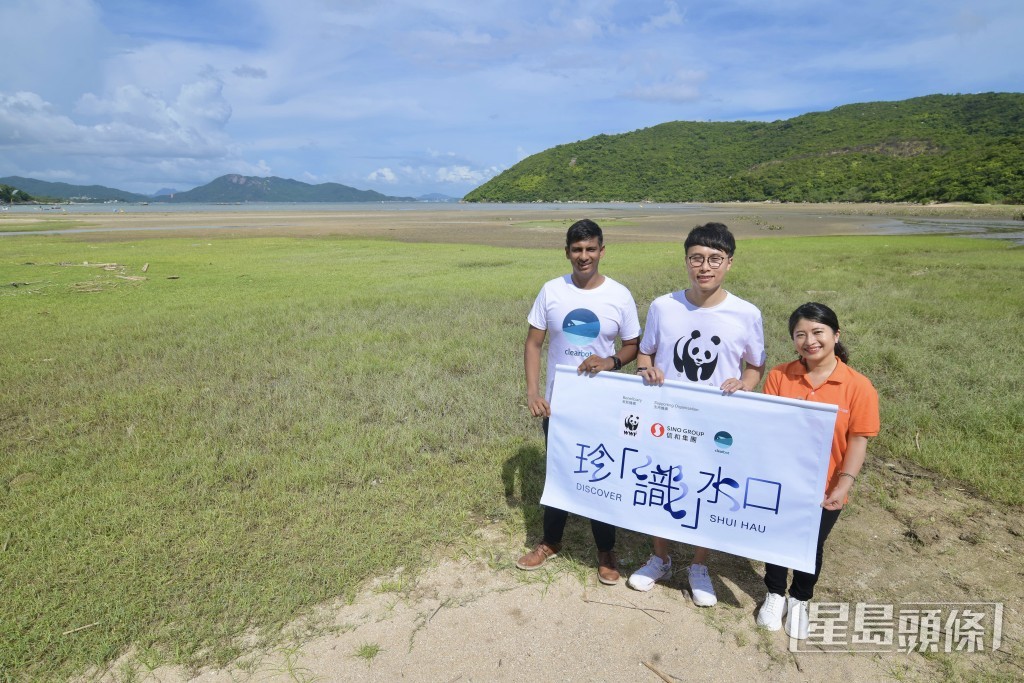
[2, 201, 1022, 244]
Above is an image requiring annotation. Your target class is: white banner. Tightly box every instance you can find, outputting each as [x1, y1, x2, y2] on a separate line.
[541, 366, 838, 573]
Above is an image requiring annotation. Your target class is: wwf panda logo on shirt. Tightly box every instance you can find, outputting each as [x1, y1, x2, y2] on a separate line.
[673, 330, 721, 382]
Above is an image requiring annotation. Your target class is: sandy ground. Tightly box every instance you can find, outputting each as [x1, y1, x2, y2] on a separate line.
[37, 203, 1020, 681]
[91, 457, 1023, 682]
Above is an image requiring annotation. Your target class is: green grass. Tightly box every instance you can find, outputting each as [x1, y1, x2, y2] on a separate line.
[0, 218, 92, 233]
[716, 235, 1024, 505]
[353, 643, 381, 663]
[1, 233, 1021, 679]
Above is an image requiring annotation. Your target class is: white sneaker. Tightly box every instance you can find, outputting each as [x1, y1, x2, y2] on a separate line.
[756, 592, 786, 631]
[785, 597, 809, 640]
[687, 564, 717, 607]
[627, 555, 671, 591]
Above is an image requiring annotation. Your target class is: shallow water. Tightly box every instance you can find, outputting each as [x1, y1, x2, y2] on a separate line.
[2, 202, 1022, 243]
[875, 216, 1024, 242]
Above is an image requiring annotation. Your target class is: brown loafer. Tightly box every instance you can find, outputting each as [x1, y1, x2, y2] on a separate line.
[597, 550, 620, 585]
[516, 542, 561, 570]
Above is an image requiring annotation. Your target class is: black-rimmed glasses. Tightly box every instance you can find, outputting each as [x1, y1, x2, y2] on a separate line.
[686, 254, 727, 268]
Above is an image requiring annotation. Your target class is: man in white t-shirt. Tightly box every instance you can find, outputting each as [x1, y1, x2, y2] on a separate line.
[517, 219, 641, 585]
[626, 222, 766, 606]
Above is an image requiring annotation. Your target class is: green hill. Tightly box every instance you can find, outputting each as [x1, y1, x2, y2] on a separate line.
[1, 183, 37, 203]
[0, 176, 148, 203]
[464, 93, 1024, 204]
[156, 175, 414, 202]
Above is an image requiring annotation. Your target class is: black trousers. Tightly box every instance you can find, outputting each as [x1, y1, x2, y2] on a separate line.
[540, 418, 617, 552]
[763, 507, 842, 602]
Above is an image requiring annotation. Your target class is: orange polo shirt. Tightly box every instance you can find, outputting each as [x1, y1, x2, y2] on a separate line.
[763, 358, 880, 497]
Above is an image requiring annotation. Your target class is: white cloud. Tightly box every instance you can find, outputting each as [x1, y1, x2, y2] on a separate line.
[74, 80, 233, 139]
[427, 149, 458, 159]
[368, 167, 398, 183]
[626, 70, 707, 103]
[434, 165, 500, 184]
[362, 161, 501, 194]
[642, 1, 685, 31]
[233, 65, 268, 79]
[0, 92, 80, 144]
[0, 0, 108, 108]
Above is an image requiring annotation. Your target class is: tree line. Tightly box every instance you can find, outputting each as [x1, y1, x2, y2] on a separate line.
[1, 184, 37, 204]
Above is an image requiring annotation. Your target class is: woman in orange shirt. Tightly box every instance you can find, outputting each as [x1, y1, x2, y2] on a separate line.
[755, 302, 880, 639]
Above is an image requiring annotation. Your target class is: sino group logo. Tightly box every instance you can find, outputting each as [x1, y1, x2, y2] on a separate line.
[561, 308, 600, 346]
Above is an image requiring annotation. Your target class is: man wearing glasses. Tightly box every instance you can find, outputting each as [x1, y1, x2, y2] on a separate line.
[626, 222, 766, 607]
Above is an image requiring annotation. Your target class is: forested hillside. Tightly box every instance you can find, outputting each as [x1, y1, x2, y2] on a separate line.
[1, 183, 37, 203]
[0, 177, 147, 203]
[465, 93, 1024, 204]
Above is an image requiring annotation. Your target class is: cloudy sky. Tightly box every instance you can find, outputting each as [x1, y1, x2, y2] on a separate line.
[2, 0, 1021, 198]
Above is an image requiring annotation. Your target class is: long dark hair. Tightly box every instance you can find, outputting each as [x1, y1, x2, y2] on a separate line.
[788, 302, 849, 363]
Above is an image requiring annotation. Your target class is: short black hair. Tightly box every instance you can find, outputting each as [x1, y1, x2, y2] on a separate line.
[684, 222, 735, 257]
[566, 218, 603, 247]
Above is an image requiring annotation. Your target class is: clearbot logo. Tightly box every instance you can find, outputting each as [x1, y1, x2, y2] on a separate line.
[561, 308, 600, 346]
[714, 431, 734, 448]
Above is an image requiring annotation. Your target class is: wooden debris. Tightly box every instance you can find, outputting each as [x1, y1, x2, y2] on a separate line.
[583, 596, 666, 622]
[428, 598, 451, 623]
[62, 622, 101, 636]
[59, 261, 121, 269]
[642, 660, 675, 682]
[70, 283, 104, 292]
[141, 263, 150, 272]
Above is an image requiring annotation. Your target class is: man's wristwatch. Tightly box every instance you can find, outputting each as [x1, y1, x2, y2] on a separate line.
[611, 355, 622, 371]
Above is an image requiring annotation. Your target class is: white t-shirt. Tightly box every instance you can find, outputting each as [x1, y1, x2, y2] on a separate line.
[528, 275, 642, 400]
[640, 290, 766, 387]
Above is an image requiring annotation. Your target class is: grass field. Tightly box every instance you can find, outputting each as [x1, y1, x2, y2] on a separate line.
[1, 232, 1022, 680]
[0, 219, 95, 233]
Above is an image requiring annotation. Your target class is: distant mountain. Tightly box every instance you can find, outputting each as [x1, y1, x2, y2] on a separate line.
[0, 176, 149, 203]
[153, 175, 415, 203]
[465, 93, 1024, 204]
[151, 188, 179, 197]
[416, 193, 461, 202]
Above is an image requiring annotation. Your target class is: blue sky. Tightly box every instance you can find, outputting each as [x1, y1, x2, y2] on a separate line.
[1, 0, 1021, 198]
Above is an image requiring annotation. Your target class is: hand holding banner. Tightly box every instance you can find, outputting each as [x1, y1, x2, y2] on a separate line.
[541, 366, 838, 573]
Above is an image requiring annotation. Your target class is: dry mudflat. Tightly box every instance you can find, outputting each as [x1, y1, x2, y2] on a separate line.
[6, 201, 1022, 246]
[36, 202, 1020, 682]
